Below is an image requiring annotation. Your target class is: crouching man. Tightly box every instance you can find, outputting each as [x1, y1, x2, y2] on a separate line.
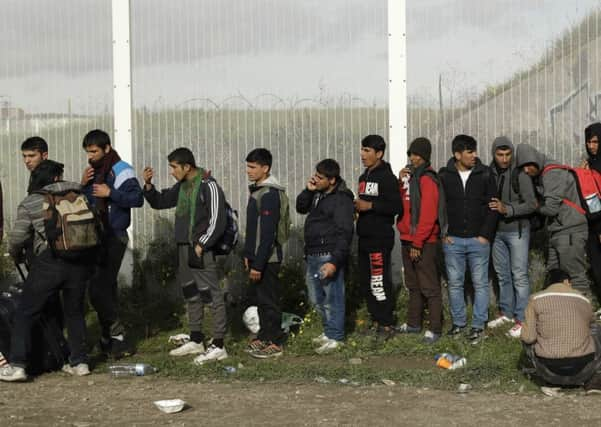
[296, 159, 354, 354]
[521, 269, 601, 392]
[0, 160, 94, 381]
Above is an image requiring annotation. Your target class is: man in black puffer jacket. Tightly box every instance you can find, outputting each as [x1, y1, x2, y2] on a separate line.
[355, 135, 403, 339]
[583, 122, 601, 299]
[296, 159, 355, 354]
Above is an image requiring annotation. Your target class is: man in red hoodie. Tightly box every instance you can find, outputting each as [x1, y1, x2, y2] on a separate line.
[397, 137, 443, 344]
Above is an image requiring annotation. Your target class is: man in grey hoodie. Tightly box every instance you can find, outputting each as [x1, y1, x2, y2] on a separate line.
[516, 144, 590, 295]
[487, 137, 538, 338]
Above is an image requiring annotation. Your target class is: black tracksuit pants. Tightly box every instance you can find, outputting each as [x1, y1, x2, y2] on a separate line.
[10, 249, 91, 368]
[88, 235, 128, 338]
[359, 247, 395, 327]
[253, 263, 285, 345]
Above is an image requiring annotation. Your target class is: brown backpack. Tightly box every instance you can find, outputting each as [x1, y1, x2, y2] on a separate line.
[36, 189, 102, 260]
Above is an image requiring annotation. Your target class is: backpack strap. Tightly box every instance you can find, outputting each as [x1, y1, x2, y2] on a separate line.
[541, 164, 586, 215]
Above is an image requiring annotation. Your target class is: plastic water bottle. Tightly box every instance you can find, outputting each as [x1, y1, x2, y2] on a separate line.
[449, 357, 467, 370]
[108, 363, 157, 377]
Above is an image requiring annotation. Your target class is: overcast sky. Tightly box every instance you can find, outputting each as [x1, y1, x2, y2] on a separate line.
[0, 0, 600, 113]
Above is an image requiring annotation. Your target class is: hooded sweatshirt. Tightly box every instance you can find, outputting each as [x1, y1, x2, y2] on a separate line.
[296, 179, 355, 269]
[244, 175, 285, 271]
[438, 158, 498, 241]
[515, 144, 587, 234]
[9, 181, 82, 258]
[584, 123, 601, 233]
[490, 137, 537, 233]
[356, 160, 403, 251]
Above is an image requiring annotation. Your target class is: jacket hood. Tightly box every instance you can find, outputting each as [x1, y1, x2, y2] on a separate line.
[333, 179, 354, 200]
[42, 181, 82, 193]
[253, 175, 285, 191]
[515, 143, 556, 170]
[491, 136, 514, 158]
[445, 156, 486, 173]
[363, 160, 394, 176]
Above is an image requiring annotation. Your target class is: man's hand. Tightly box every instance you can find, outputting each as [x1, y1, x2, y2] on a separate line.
[194, 244, 203, 258]
[306, 176, 317, 191]
[81, 166, 94, 186]
[443, 236, 454, 244]
[249, 268, 262, 282]
[476, 236, 489, 245]
[244, 257, 249, 271]
[399, 167, 411, 181]
[320, 262, 337, 278]
[580, 159, 590, 169]
[142, 167, 154, 189]
[354, 199, 373, 212]
[489, 197, 508, 215]
[92, 183, 111, 198]
[409, 246, 422, 262]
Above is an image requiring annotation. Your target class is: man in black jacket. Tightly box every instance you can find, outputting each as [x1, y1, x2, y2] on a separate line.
[143, 148, 229, 365]
[296, 159, 354, 354]
[439, 134, 498, 343]
[355, 135, 403, 339]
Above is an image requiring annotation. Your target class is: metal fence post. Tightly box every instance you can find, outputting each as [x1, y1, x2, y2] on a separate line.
[388, 0, 407, 289]
[112, 0, 134, 285]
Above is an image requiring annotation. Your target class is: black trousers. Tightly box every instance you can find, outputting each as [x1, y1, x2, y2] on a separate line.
[359, 248, 395, 327]
[587, 230, 601, 298]
[254, 263, 285, 345]
[88, 235, 128, 338]
[10, 249, 91, 368]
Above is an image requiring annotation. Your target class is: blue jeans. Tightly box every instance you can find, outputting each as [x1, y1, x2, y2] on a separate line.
[443, 236, 490, 329]
[305, 254, 345, 341]
[492, 229, 530, 322]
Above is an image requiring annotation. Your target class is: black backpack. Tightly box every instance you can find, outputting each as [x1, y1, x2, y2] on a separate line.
[198, 179, 239, 255]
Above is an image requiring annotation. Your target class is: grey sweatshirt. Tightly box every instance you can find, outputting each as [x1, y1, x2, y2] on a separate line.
[516, 144, 587, 234]
[490, 137, 537, 233]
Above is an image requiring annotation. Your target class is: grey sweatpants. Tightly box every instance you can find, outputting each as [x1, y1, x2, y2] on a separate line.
[177, 245, 227, 339]
[547, 230, 589, 295]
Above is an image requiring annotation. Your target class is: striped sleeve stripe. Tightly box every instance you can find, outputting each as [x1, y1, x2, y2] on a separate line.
[199, 181, 219, 245]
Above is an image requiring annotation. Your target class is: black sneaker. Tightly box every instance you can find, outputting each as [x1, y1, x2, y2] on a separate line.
[447, 325, 466, 337]
[375, 325, 397, 341]
[110, 336, 135, 359]
[466, 328, 485, 344]
[585, 374, 601, 395]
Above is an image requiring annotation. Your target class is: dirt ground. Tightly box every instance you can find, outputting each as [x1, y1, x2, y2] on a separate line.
[1, 373, 601, 426]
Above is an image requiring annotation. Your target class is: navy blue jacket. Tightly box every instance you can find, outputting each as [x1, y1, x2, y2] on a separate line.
[83, 160, 144, 237]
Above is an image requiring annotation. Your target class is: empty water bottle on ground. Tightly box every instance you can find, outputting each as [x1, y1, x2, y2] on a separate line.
[108, 363, 157, 377]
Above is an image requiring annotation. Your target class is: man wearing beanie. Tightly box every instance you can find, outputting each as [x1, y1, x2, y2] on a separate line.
[439, 134, 498, 344]
[396, 137, 444, 344]
[487, 136, 537, 338]
[583, 123, 601, 298]
[355, 135, 403, 340]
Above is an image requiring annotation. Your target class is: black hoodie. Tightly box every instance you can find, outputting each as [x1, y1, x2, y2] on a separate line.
[356, 161, 403, 250]
[439, 157, 498, 241]
[296, 179, 355, 269]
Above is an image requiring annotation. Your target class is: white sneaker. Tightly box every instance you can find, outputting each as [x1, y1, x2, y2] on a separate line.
[169, 341, 205, 357]
[312, 333, 329, 345]
[487, 315, 513, 329]
[315, 339, 343, 355]
[507, 322, 522, 338]
[62, 363, 90, 376]
[192, 345, 228, 365]
[0, 365, 27, 382]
